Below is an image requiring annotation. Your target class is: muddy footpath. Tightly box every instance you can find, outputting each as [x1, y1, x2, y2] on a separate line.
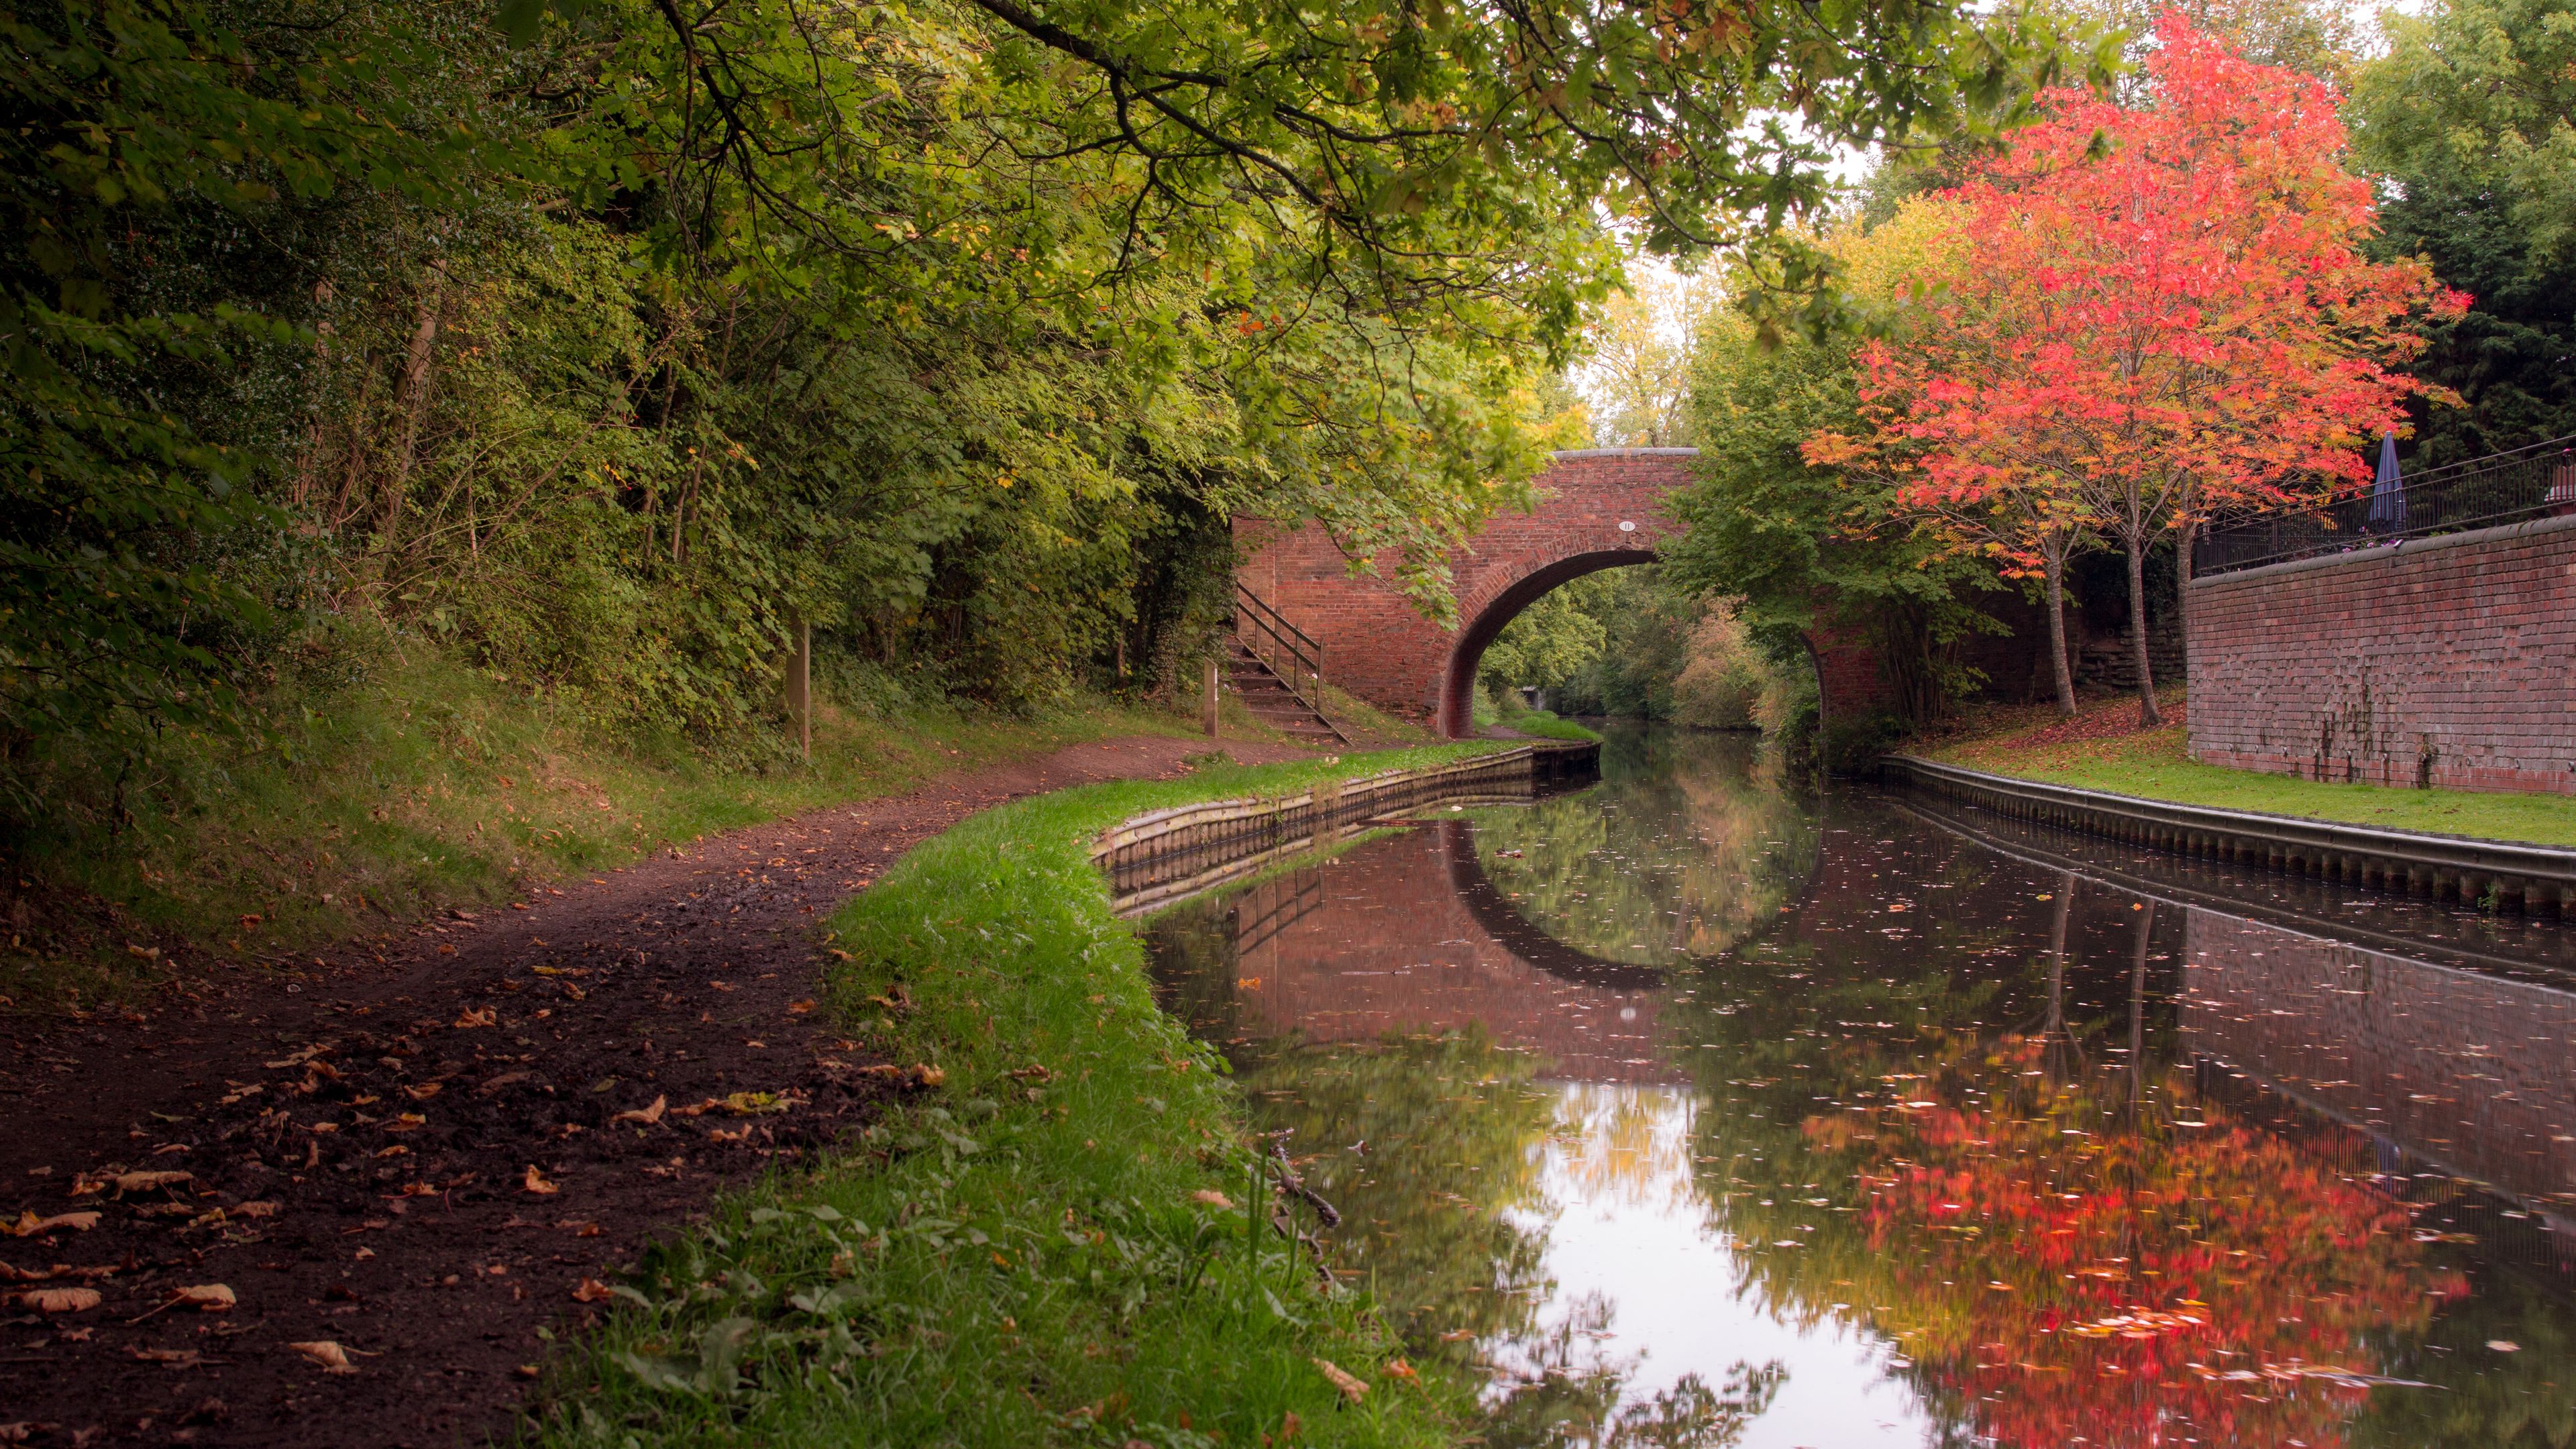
[0, 736, 1312, 1448]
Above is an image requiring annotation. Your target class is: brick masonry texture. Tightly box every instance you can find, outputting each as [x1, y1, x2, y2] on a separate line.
[2182, 907, 2576, 1210]
[1237, 449, 1891, 736]
[1222, 827, 1680, 1083]
[2188, 515, 2576, 794]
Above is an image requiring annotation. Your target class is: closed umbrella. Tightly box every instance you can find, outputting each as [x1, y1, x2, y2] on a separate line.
[2366, 432, 2406, 532]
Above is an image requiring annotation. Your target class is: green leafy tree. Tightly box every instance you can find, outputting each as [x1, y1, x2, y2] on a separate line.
[1661, 252, 2003, 730]
[2351, 0, 2576, 462]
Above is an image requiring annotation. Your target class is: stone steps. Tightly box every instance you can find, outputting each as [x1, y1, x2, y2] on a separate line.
[1224, 639, 1345, 743]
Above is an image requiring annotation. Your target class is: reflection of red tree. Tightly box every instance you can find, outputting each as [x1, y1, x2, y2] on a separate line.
[1816, 1051, 2459, 1448]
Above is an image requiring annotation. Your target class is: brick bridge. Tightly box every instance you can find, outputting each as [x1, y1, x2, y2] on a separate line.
[1236, 447, 1889, 737]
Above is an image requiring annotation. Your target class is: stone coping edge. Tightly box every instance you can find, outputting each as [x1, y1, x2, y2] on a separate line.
[2191, 508, 2576, 590]
[1089, 741, 1596, 862]
[1883, 753, 2576, 910]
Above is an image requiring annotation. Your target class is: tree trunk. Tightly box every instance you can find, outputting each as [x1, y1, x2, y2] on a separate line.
[381, 260, 448, 550]
[2043, 543, 2078, 718]
[2127, 533, 2161, 726]
[2174, 514, 2195, 667]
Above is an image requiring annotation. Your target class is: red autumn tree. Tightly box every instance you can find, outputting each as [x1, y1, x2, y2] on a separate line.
[1811, 17, 2465, 719]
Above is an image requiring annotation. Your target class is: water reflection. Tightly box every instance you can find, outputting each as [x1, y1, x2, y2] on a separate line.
[1142, 729, 2576, 1448]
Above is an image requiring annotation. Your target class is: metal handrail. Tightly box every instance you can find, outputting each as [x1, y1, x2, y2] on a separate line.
[2198, 433, 2576, 577]
[1236, 581, 1322, 656]
[1233, 581, 1342, 740]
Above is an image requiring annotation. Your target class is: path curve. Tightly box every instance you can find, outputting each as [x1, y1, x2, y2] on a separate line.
[0, 733, 1313, 1449]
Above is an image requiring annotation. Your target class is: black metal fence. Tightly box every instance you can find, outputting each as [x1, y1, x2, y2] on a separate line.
[2196, 435, 2576, 576]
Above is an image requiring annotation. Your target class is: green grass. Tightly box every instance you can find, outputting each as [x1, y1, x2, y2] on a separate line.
[3, 649, 1197, 1011]
[529, 743, 1510, 1448]
[1311, 681, 1434, 745]
[1927, 702, 2576, 848]
[1503, 710, 1603, 743]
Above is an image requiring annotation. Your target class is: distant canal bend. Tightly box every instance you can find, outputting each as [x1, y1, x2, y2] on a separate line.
[1142, 728, 2576, 1449]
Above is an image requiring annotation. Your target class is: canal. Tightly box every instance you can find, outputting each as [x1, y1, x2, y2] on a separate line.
[1141, 728, 2576, 1449]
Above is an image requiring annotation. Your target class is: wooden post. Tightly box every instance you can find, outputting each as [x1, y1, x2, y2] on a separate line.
[1203, 657, 1221, 737]
[786, 616, 812, 761]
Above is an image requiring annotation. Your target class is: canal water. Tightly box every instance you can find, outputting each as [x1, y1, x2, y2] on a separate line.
[1141, 729, 2576, 1449]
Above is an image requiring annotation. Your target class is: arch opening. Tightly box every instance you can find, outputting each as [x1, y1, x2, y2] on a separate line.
[1436, 547, 1657, 738]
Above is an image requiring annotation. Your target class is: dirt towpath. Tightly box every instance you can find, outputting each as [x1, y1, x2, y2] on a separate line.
[0, 734, 1313, 1448]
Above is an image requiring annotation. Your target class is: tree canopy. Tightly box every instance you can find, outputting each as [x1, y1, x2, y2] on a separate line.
[0, 0, 2099, 806]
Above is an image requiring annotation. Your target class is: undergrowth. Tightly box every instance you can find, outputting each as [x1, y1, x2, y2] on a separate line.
[530, 744, 1507, 1448]
[1, 635, 1196, 1011]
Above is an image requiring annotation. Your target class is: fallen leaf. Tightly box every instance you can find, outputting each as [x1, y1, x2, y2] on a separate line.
[172, 1283, 235, 1312]
[1190, 1190, 1236, 1210]
[911, 1065, 946, 1088]
[401, 1083, 442, 1102]
[16, 1286, 101, 1313]
[113, 1171, 192, 1195]
[1312, 1357, 1367, 1402]
[131, 1347, 204, 1366]
[0, 1423, 56, 1444]
[233, 1201, 280, 1218]
[4, 1210, 99, 1237]
[570, 1279, 612, 1303]
[611, 1095, 667, 1126]
[454, 1007, 497, 1028]
[385, 1113, 427, 1133]
[2489, 1340, 2521, 1353]
[788, 999, 814, 1014]
[522, 1165, 559, 1195]
[288, 1340, 360, 1374]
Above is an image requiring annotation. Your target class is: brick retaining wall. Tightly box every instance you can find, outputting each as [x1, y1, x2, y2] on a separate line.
[2187, 515, 2576, 794]
[2180, 908, 2576, 1210]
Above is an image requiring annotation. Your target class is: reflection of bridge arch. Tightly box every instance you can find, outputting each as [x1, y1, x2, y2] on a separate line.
[1223, 826, 1678, 1082]
[1434, 821, 1668, 990]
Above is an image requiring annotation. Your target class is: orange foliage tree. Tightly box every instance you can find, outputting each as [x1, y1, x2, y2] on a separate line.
[1809, 17, 2465, 719]
[1807, 1044, 2455, 1449]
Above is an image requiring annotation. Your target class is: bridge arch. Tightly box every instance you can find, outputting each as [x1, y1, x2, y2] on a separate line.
[1440, 547, 1658, 737]
[1236, 447, 1892, 737]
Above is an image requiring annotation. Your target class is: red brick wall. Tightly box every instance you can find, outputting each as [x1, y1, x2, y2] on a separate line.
[1238, 448, 1888, 736]
[1228, 829, 1682, 1083]
[2186, 517, 2576, 794]
[2181, 908, 2576, 1207]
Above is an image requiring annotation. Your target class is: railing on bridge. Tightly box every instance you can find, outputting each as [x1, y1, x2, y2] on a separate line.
[2196, 434, 2576, 577]
[1234, 582, 1338, 734]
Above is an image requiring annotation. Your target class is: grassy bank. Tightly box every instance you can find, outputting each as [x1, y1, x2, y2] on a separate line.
[1925, 692, 2576, 849]
[531, 743, 1507, 1448]
[3, 649, 1202, 1010]
[1501, 710, 1604, 743]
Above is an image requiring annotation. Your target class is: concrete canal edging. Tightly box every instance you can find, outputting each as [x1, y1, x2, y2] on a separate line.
[1091, 741, 1598, 915]
[1884, 753, 2576, 915]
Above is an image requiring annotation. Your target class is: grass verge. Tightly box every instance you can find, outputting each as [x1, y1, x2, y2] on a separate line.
[3, 649, 1198, 1011]
[1925, 691, 2576, 849]
[529, 743, 1509, 1448]
[1502, 710, 1603, 743]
